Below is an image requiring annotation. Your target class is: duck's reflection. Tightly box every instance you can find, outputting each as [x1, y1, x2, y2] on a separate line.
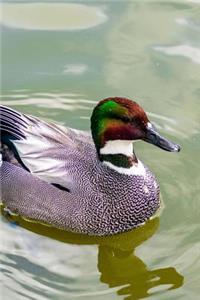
[98, 245, 183, 299]
[3, 211, 184, 299]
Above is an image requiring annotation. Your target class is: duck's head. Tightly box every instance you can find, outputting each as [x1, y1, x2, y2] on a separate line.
[91, 97, 180, 174]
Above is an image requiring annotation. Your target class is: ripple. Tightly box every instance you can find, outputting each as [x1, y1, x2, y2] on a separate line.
[147, 112, 187, 138]
[0, 219, 98, 300]
[186, 0, 200, 3]
[0, 97, 90, 111]
[0, 92, 96, 111]
[0, 3, 107, 31]
[63, 64, 88, 75]
[154, 45, 200, 64]
[176, 17, 200, 31]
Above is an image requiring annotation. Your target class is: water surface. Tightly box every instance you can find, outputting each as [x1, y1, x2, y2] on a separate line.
[1, 1, 200, 299]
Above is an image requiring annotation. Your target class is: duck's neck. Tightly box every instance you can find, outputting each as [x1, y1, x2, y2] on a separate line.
[99, 140, 145, 176]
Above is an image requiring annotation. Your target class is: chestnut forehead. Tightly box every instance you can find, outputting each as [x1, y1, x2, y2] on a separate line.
[116, 98, 145, 114]
[126, 102, 148, 122]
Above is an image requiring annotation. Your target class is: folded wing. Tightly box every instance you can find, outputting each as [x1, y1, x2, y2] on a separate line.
[0, 105, 92, 190]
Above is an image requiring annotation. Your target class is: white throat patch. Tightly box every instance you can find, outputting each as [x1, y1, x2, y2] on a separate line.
[100, 140, 134, 156]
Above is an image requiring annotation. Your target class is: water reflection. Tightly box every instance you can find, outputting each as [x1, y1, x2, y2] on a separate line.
[2, 211, 184, 299]
[99, 246, 183, 299]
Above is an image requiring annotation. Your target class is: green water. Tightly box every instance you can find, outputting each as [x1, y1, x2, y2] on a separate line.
[1, 1, 200, 299]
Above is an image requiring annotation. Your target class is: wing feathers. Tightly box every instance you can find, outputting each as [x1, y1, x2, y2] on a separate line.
[1, 105, 94, 193]
[1, 106, 28, 139]
[0, 105, 87, 190]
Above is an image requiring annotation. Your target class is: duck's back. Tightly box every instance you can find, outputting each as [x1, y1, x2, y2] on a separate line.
[0, 105, 160, 235]
[0, 105, 98, 192]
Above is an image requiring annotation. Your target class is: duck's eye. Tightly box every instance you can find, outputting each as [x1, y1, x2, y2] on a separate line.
[121, 116, 130, 122]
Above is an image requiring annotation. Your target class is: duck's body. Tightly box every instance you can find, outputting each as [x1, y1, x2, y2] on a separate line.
[0, 98, 180, 235]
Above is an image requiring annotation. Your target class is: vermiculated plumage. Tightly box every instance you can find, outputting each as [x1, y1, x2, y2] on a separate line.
[0, 99, 180, 236]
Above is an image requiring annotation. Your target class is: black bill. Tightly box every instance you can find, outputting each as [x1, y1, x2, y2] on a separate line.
[144, 123, 181, 152]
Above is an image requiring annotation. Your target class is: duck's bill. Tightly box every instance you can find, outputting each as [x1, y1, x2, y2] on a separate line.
[143, 123, 181, 152]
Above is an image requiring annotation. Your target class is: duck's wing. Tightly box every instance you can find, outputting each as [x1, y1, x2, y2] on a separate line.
[0, 105, 93, 190]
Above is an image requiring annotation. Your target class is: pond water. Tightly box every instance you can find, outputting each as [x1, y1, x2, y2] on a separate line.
[1, 1, 200, 299]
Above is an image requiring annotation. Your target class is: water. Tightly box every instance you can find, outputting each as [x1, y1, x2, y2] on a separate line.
[0, 1, 200, 299]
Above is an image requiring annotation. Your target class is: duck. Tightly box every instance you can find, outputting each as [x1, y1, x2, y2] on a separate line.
[0, 97, 181, 236]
